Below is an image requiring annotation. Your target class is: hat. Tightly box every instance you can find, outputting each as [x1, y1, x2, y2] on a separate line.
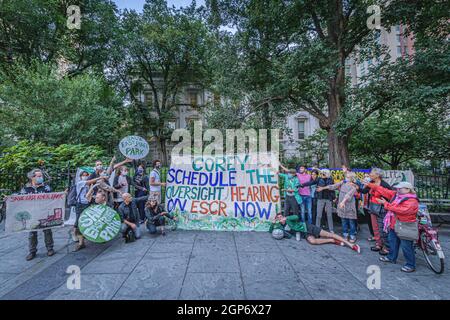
[394, 181, 414, 190]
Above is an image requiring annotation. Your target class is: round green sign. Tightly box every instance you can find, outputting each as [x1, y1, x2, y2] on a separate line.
[79, 205, 121, 243]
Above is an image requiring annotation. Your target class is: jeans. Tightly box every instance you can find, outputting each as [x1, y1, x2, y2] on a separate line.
[146, 216, 165, 234]
[284, 195, 300, 216]
[134, 190, 148, 221]
[29, 229, 54, 254]
[120, 223, 142, 239]
[341, 218, 357, 238]
[387, 229, 416, 269]
[316, 199, 334, 232]
[300, 195, 313, 224]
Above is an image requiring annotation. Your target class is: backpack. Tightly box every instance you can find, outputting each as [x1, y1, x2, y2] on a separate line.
[125, 228, 136, 243]
[67, 182, 81, 207]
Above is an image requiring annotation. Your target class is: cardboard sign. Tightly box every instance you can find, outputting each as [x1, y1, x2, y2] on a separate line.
[78, 205, 121, 243]
[119, 136, 149, 160]
[5, 192, 65, 233]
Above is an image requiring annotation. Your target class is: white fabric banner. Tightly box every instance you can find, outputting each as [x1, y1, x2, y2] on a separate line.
[5, 192, 66, 234]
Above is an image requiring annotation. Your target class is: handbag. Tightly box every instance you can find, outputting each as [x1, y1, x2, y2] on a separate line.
[394, 219, 418, 241]
[368, 202, 384, 216]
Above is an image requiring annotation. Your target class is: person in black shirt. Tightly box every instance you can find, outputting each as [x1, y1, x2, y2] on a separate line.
[118, 193, 148, 241]
[133, 163, 149, 223]
[20, 169, 54, 261]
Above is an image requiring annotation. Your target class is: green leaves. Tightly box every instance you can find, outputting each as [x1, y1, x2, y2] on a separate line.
[0, 61, 122, 148]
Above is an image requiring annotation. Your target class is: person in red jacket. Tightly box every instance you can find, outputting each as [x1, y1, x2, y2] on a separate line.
[364, 181, 419, 272]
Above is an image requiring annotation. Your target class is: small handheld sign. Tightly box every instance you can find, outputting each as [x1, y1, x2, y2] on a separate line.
[119, 135, 149, 160]
[79, 205, 121, 243]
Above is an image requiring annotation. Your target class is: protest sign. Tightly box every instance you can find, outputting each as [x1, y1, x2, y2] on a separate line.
[5, 192, 65, 234]
[165, 153, 280, 231]
[78, 205, 121, 243]
[383, 170, 415, 186]
[119, 135, 149, 160]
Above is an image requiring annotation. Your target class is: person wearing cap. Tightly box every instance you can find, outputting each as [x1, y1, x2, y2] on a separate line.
[20, 169, 54, 261]
[363, 181, 419, 272]
[361, 168, 393, 255]
[277, 164, 302, 217]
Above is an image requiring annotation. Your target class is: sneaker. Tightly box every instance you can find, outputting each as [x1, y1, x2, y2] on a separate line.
[349, 236, 357, 243]
[47, 249, 55, 257]
[352, 244, 361, 253]
[401, 266, 415, 273]
[26, 252, 36, 261]
[379, 256, 395, 263]
[161, 230, 166, 236]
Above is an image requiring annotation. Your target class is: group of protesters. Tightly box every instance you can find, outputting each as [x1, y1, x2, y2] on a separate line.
[273, 164, 419, 273]
[20, 157, 175, 261]
[19, 158, 420, 273]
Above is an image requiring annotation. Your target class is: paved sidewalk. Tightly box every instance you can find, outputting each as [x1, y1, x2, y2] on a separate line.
[0, 223, 449, 300]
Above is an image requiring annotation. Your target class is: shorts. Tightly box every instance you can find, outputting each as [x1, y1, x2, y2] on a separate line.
[304, 223, 322, 238]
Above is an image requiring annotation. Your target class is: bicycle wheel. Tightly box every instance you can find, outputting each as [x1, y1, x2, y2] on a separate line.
[420, 232, 445, 274]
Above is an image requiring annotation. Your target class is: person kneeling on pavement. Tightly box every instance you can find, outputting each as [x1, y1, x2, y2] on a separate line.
[269, 213, 361, 253]
[118, 193, 147, 242]
[144, 198, 176, 236]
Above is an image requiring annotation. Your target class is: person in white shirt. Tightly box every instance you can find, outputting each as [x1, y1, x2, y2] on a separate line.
[149, 160, 165, 204]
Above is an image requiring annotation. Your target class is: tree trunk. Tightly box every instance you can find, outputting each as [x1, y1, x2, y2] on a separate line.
[158, 136, 168, 166]
[327, 126, 350, 168]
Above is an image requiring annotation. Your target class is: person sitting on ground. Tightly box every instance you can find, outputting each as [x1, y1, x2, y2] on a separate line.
[144, 198, 176, 236]
[20, 169, 54, 261]
[269, 213, 361, 253]
[317, 172, 359, 243]
[363, 181, 419, 273]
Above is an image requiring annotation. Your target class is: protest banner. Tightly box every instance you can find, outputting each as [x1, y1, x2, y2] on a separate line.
[119, 135, 149, 160]
[78, 204, 121, 243]
[165, 153, 280, 231]
[5, 192, 65, 234]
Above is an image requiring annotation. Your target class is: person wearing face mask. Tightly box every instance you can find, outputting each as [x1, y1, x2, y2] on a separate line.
[133, 163, 149, 223]
[20, 169, 54, 261]
[73, 171, 108, 251]
[88, 157, 132, 196]
[364, 181, 419, 272]
[276, 164, 302, 217]
[113, 166, 134, 208]
[149, 160, 166, 204]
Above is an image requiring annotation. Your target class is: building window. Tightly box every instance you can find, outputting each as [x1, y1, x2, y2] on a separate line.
[188, 91, 198, 107]
[297, 120, 306, 140]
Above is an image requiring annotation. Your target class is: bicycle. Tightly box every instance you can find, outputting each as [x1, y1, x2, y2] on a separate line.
[416, 204, 445, 274]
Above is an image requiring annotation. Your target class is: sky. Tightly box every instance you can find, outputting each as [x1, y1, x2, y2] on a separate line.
[113, 0, 205, 12]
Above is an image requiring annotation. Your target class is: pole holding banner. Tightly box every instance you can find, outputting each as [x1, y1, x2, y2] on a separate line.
[119, 136, 149, 160]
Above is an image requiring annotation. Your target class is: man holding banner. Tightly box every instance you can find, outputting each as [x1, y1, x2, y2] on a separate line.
[19, 169, 55, 261]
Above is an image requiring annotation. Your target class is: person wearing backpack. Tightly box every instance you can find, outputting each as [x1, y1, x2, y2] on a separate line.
[363, 181, 419, 272]
[72, 170, 108, 251]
